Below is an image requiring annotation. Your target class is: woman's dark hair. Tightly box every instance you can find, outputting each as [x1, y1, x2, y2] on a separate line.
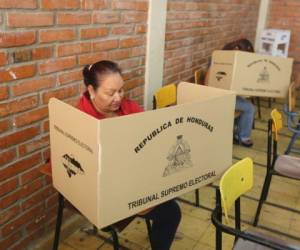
[222, 39, 254, 52]
[236, 38, 254, 52]
[82, 60, 122, 90]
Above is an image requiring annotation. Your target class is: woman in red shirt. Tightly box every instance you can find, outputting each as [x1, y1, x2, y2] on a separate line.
[78, 60, 181, 250]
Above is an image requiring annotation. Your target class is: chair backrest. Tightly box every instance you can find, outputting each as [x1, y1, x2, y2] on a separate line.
[271, 109, 283, 141]
[220, 157, 253, 223]
[194, 68, 207, 85]
[288, 82, 297, 112]
[153, 84, 177, 109]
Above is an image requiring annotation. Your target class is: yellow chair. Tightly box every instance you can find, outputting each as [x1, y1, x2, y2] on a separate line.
[153, 84, 200, 207]
[253, 109, 300, 226]
[153, 83, 177, 109]
[212, 158, 300, 250]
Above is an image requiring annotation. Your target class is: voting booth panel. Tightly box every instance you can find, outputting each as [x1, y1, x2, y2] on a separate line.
[49, 82, 236, 229]
[208, 50, 293, 98]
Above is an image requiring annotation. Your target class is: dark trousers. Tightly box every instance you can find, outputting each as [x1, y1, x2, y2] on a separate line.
[142, 200, 181, 250]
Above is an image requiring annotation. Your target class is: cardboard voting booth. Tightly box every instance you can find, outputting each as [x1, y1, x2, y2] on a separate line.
[208, 50, 293, 98]
[49, 82, 235, 229]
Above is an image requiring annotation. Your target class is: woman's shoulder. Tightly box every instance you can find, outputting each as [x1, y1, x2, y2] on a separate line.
[121, 99, 144, 114]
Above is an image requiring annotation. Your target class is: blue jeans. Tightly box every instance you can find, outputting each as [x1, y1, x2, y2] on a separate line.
[142, 200, 181, 250]
[235, 96, 255, 141]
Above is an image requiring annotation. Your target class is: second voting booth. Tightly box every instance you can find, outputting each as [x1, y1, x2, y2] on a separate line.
[49, 82, 235, 229]
[208, 50, 293, 98]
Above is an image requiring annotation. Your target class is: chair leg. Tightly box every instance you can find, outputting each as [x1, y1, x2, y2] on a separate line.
[53, 193, 65, 250]
[109, 228, 119, 250]
[145, 219, 153, 249]
[256, 97, 262, 119]
[216, 189, 222, 250]
[268, 98, 272, 108]
[253, 172, 273, 226]
[195, 189, 200, 207]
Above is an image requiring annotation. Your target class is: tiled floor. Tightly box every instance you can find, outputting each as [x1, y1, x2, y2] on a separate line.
[54, 100, 300, 250]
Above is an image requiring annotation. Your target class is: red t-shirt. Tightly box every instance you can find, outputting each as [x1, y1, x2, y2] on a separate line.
[77, 92, 144, 119]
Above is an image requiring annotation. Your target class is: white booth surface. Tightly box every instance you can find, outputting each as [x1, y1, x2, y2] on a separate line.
[208, 50, 293, 98]
[49, 82, 235, 228]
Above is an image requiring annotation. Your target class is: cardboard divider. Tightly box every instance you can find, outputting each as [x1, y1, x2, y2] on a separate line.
[208, 50, 293, 98]
[49, 82, 236, 228]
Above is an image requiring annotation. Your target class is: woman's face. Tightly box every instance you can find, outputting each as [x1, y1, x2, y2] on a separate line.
[88, 72, 125, 113]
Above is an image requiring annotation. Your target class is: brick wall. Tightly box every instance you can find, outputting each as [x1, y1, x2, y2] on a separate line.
[163, 0, 260, 84]
[0, 1, 148, 249]
[267, 0, 300, 76]
[0, 0, 262, 248]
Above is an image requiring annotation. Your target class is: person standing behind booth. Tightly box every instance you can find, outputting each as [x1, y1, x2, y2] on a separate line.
[78, 60, 181, 250]
[205, 39, 255, 147]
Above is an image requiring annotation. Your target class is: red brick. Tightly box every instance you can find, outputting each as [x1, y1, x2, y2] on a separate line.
[0, 177, 43, 210]
[0, 31, 36, 48]
[130, 85, 144, 98]
[41, 0, 80, 9]
[0, 231, 22, 250]
[57, 12, 91, 25]
[120, 37, 144, 48]
[11, 228, 44, 250]
[57, 42, 91, 57]
[80, 27, 109, 39]
[78, 52, 108, 65]
[40, 29, 76, 43]
[15, 107, 48, 128]
[0, 153, 41, 182]
[112, 1, 137, 10]
[0, 205, 20, 225]
[112, 1, 148, 11]
[119, 58, 140, 71]
[19, 135, 49, 158]
[0, 149, 17, 167]
[92, 39, 119, 51]
[0, 85, 9, 100]
[0, 127, 40, 152]
[124, 77, 144, 91]
[135, 24, 147, 34]
[0, 119, 12, 134]
[20, 165, 45, 185]
[132, 46, 146, 57]
[0, 177, 18, 196]
[32, 46, 53, 60]
[7, 13, 54, 28]
[108, 49, 131, 60]
[12, 76, 55, 97]
[93, 12, 120, 24]
[122, 67, 144, 80]
[0, 95, 38, 117]
[0, 0, 37, 9]
[0, 64, 36, 83]
[43, 147, 50, 160]
[39, 56, 76, 74]
[111, 26, 134, 35]
[2, 203, 44, 237]
[0, 51, 7, 66]
[42, 85, 79, 104]
[58, 69, 82, 85]
[121, 12, 147, 23]
[22, 186, 52, 210]
[136, 1, 148, 11]
[46, 193, 58, 208]
[81, 0, 107, 9]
